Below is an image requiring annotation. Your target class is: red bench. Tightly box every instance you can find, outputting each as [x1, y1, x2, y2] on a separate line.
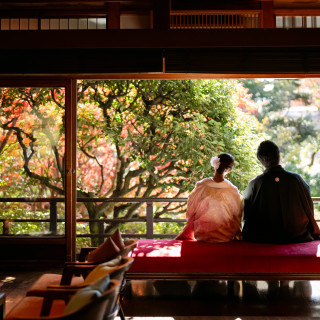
[127, 239, 320, 281]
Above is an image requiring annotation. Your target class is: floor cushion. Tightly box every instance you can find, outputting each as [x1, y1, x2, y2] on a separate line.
[129, 239, 320, 274]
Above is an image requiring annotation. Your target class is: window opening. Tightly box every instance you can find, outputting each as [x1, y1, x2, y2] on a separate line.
[0, 87, 66, 237]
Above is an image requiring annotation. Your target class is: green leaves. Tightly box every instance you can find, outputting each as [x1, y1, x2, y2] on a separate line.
[241, 78, 320, 205]
[1, 80, 263, 240]
[78, 80, 262, 197]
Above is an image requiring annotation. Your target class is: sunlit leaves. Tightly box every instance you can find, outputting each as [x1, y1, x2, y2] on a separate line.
[242, 78, 320, 199]
[0, 87, 65, 196]
[78, 80, 262, 198]
[0, 81, 263, 240]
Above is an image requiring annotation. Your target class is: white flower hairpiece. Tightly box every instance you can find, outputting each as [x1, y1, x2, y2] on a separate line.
[210, 156, 220, 170]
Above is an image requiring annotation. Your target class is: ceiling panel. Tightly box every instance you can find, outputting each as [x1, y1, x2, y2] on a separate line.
[274, 0, 320, 9]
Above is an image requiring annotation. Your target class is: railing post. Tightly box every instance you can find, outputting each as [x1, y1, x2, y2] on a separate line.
[153, 0, 171, 30]
[3, 220, 9, 235]
[99, 220, 105, 245]
[107, 2, 120, 29]
[261, 0, 275, 28]
[50, 199, 58, 235]
[146, 202, 154, 239]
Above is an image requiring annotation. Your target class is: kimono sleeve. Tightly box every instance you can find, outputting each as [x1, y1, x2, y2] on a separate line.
[175, 183, 204, 241]
[186, 184, 204, 220]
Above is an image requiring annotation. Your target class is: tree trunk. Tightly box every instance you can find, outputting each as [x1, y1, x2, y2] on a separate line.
[84, 202, 100, 247]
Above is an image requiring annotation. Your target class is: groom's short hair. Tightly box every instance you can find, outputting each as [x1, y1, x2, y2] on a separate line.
[257, 140, 280, 168]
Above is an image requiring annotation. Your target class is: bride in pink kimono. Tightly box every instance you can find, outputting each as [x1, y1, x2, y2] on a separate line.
[176, 153, 243, 243]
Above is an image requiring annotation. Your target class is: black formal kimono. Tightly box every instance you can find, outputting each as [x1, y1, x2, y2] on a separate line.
[243, 165, 320, 243]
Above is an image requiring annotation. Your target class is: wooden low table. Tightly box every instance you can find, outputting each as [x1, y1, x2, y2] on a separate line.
[127, 239, 320, 281]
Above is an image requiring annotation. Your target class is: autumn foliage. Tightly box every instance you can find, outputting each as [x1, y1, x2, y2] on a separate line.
[0, 81, 261, 243]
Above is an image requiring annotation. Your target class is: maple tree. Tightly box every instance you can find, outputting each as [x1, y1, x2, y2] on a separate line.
[0, 87, 65, 235]
[76, 80, 261, 241]
[0, 87, 65, 197]
[0, 81, 262, 244]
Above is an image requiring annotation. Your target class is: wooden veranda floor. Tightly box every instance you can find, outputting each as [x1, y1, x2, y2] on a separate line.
[2, 268, 320, 320]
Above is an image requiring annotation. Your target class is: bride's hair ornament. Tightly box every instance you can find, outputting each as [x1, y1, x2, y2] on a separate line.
[210, 156, 220, 170]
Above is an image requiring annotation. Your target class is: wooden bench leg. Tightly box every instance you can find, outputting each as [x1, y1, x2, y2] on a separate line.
[118, 303, 125, 320]
[227, 281, 235, 298]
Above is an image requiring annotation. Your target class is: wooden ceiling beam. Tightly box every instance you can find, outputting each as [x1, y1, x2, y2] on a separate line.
[0, 10, 107, 18]
[0, 47, 319, 75]
[2, 73, 320, 81]
[0, 0, 127, 4]
[0, 0, 152, 14]
[0, 29, 320, 49]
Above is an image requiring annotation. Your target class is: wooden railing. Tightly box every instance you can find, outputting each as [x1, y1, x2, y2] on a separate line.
[3, 8, 320, 32]
[170, 10, 262, 29]
[0, 197, 188, 243]
[0, 17, 107, 30]
[1, 197, 320, 244]
[3, 10, 320, 31]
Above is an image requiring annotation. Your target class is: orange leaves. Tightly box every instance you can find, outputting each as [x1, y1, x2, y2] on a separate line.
[22, 137, 32, 146]
[76, 141, 118, 195]
[233, 82, 260, 116]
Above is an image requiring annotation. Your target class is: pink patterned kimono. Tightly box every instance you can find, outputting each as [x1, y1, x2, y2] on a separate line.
[176, 178, 243, 243]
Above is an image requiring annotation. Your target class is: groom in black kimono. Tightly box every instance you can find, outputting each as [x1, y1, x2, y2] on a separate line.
[243, 140, 320, 243]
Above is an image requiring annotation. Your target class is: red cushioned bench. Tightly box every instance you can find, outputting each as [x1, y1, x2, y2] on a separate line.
[127, 239, 320, 281]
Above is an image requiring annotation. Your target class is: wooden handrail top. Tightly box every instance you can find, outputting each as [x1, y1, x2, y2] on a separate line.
[0, 197, 188, 203]
[170, 10, 262, 15]
[0, 196, 319, 202]
[275, 9, 320, 16]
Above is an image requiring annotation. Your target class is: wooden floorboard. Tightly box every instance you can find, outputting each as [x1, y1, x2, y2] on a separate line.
[1, 269, 320, 319]
[122, 279, 320, 319]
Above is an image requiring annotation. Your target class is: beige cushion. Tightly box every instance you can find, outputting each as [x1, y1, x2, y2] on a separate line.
[99, 255, 122, 268]
[83, 258, 120, 285]
[88, 275, 110, 293]
[63, 288, 100, 314]
[64, 276, 110, 314]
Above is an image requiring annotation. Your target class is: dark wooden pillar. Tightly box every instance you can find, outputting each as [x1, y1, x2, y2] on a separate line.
[65, 79, 77, 262]
[261, 0, 275, 28]
[108, 2, 121, 29]
[153, 0, 171, 30]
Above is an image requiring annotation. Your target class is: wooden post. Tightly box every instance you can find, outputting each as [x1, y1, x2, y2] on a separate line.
[65, 79, 77, 262]
[3, 220, 9, 235]
[146, 202, 154, 239]
[99, 220, 105, 245]
[108, 2, 120, 29]
[153, 0, 171, 30]
[261, 0, 275, 28]
[49, 199, 58, 235]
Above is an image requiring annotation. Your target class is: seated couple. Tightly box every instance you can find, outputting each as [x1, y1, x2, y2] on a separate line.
[177, 140, 320, 244]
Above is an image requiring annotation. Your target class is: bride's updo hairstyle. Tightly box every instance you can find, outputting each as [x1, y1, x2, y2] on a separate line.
[211, 153, 235, 174]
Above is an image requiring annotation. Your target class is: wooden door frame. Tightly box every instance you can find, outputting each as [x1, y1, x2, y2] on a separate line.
[0, 79, 77, 262]
[1, 72, 320, 263]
